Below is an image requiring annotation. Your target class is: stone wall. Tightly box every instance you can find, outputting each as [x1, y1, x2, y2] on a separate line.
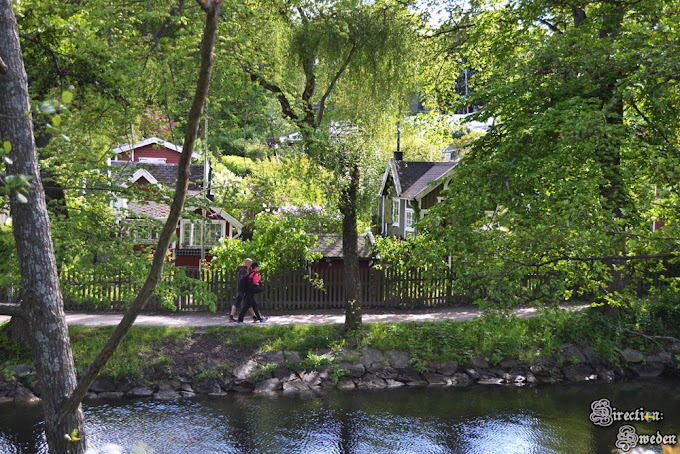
[2, 343, 678, 405]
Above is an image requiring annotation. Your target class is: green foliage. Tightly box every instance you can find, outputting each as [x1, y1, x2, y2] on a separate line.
[328, 364, 350, 385]
[413, 0, 680, 310]
[362, 307, 644, 365]
[299, 352, 332, 368]
[0, 324, 33, 368]
[211, 211, 323, 275]
[4, 302, 677, 386]
[69, 325, 192, 381]
[64, 429, 81, 443]
[0, 225, 18, 291]
[250, 363, 276, 382]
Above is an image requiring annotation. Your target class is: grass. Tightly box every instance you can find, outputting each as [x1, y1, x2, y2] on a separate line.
[1, 300, 678, 382]
[68, 325, 193, 381]
[205, 323, 346, 352]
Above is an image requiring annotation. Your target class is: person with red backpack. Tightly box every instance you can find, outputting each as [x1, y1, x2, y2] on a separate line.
[229, 258, 257, 322]
[237, 262, 268, 324]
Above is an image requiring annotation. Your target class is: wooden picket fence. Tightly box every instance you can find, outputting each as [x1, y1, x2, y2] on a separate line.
[3, 257, 677, 312]
[56, 265, 464, 312]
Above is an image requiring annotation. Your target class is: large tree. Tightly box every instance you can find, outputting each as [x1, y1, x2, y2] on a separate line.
[230, 0, 424, 328]
[0, 0, 223, 451]
[418, 0, 680, 306]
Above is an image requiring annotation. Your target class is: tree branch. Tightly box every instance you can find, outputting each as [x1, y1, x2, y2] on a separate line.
[300, 55, 317, 128]
[0, 303, 23, 318]
[538, 18, 563, 34]
[623, 329, 680, 351]
[427, 22, 475, 39]
[512, 253, 678, 268]
[248, 71, 299, 123]
[58, 0, 223, 423]
[316, 43, 358, 127]
[630, 101, 677, 152]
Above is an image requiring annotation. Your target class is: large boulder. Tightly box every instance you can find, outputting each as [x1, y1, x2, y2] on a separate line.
[384, 351, 410, 369]
[12, 385, 40, 406]
[621, 348, 644, 363]
[89, 377, 117, 394]
[339, 362, 365, 378]
[356, 374, 387, 389]
[254, 378, 282, 393]
[283, 379, 310, 392]
[126, 386, 154, 398]
[233, 359, 258, 381]
[193, 379, 222, 395]
[629, 363, 665, 378]
[647, 351, 672, 365]
[451, 373, 472, 387]
[361, 347, 386, 373]
[255, 350, 285, 365]
[335, 377, 356, 390]
[562, 364, 596, 382]
[561, 344, 586, 365]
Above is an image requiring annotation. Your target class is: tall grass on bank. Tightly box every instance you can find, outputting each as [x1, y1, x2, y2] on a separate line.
[1, 300, 678, 382]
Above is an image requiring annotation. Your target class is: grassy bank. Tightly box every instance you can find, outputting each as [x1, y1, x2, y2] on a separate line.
[2, 300, 679, 382]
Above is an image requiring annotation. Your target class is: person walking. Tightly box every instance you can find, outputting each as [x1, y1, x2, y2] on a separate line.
[237, 262, 267, 324]
[230, 258, 256, 322]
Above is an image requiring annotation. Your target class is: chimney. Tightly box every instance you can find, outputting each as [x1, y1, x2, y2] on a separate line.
[394, 122, 403, 161]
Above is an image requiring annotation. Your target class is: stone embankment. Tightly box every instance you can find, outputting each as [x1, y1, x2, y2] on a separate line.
[2, 343, 678, 405]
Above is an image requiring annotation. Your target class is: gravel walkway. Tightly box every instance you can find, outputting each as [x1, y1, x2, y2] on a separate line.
[1, 304, 587, 327]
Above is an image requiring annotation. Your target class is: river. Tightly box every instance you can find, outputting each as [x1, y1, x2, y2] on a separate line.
[1, 380, 678, 453]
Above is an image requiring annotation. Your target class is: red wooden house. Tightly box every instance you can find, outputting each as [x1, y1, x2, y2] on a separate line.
[110, 137, 242, 269]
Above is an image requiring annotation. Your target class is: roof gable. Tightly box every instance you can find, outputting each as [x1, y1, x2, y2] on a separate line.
[313, 234, 372, 259]
[110, 161, 205, 191]
[112, 137, 200, 160]
[400, 161, 458, 199]
[380, 158, 458, 200]
[130, 168, 158, 185]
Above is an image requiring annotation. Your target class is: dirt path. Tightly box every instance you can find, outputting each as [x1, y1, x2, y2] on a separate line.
[0, 304, 587, 327]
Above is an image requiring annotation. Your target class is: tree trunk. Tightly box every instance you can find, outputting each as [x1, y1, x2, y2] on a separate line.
[1, 0, 222, 451]
[341, 160, 362, 330]
[0, 2, 86, 452]
[596, 3, 628, 304]
[58, 0, 224, 423]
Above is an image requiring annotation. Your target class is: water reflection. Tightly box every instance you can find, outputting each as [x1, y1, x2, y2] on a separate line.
[0, 380, 678, 453]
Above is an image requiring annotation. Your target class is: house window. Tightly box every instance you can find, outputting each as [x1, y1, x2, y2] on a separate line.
[392, 198, 400, 226]
[405, 208, 414, 232]
[135, 228, 160, 244]
[138, 157, 167, 164]
[128, 220, 161, 244]
[180, 219, 226, 248]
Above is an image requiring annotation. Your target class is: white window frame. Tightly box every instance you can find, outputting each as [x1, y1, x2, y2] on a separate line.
[404, 208, 415, 233]
[391, 198, 400, 227]
[180, 219, 226, 248]
[134, 227, 160, 244]
[138, 157, 167, 164]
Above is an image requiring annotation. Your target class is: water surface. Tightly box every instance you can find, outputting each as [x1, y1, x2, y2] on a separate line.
[1, 380, 679, 453]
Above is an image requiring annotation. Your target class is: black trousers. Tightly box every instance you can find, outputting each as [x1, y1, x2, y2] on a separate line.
[238, 293, 262, 322]
[233, 292, 244, 309]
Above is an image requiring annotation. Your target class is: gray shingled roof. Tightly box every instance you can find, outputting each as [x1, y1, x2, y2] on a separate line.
[127, 200, 170, 219]
[313, 234, 372, 259]
[396, 160, 458, 199]
[110, 161, 205, 190]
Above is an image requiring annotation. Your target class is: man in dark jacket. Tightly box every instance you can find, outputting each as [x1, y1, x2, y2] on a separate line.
[237, 262, 267, 324]
[229, 258, 256, 322]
